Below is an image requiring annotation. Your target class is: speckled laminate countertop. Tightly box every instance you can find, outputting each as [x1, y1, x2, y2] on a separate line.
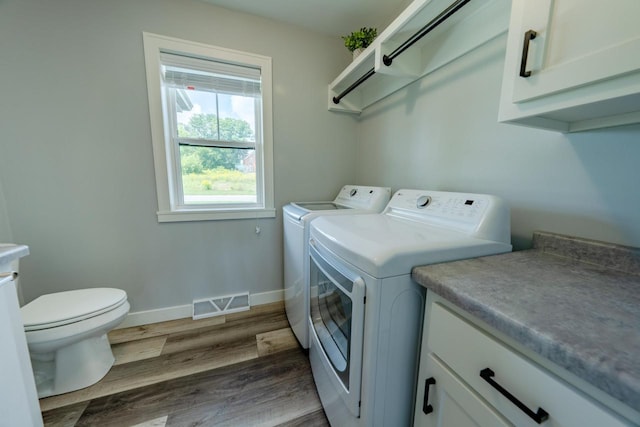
[412, 231, 640, 412]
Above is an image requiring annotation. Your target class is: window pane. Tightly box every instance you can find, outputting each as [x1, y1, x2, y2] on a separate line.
[179, 145, 257, 205]
[176, 89, 219, 140]
[218, 93, 256, 142]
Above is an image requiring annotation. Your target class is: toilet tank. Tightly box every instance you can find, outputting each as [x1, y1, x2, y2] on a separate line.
[0, 244, 30, 306]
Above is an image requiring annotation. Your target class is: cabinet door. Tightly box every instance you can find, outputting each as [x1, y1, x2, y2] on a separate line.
[414, 353, 513, 427]
[511, 0, 640, 103]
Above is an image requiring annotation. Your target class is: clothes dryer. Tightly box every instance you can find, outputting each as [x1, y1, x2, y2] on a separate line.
[308, 189, 512, 426]
[283, 185, 390, 349]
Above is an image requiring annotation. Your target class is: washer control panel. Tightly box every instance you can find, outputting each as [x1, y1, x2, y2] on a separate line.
[334, 185, 391, 211]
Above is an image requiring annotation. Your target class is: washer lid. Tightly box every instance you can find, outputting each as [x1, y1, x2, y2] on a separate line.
[22, 288, 128, 331]
[285, 185, 391, 220]
[293, 202, 348, 211]
[286, 202, 345, 220]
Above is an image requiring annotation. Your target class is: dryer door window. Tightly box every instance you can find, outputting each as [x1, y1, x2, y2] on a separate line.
[313, 271, 352, 386]
[309, 243, 365, 393]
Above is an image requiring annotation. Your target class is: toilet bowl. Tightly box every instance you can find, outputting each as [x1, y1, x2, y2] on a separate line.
[21, 288, 130, 398]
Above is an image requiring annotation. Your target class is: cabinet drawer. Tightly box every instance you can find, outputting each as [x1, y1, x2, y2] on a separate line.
[428, 303, 631, 427]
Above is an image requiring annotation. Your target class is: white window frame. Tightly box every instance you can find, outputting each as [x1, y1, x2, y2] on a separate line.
[143, 32, 275, 222]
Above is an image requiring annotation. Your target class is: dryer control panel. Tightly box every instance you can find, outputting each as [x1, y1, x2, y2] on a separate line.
[384, 189, 511, 245]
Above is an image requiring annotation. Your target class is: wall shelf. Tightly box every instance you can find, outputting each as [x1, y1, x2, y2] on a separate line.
[328, 0, 511, 114]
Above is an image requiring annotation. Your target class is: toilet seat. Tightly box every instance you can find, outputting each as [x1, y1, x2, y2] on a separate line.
[22, 288, 128, 331]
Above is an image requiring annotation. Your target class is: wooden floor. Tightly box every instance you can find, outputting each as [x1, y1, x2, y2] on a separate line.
[39, 302, 329, 427]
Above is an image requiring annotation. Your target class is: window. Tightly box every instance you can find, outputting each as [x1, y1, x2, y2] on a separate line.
[143, 33, 274, 221]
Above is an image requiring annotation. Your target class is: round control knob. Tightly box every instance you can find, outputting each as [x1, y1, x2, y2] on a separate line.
[417, 195, 431, 208]
[350, 189, 358, 197]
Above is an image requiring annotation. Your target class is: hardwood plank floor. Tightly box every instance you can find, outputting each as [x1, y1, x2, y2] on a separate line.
[112, 336, 167, 366]
[40, 302, 329, 427]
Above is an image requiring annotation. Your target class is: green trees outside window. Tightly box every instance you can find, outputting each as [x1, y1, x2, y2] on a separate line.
[177, 113, 257, 201]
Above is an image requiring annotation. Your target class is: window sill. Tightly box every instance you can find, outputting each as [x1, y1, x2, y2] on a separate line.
[157, 208, 276, 222]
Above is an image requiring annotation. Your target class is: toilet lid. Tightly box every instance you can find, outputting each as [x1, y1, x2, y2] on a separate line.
[22, 288, 128, 331]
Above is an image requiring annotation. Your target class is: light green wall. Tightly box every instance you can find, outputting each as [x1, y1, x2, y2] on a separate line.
[0, 0, 358, 308]
[355, 36, 640, 249]
[0, 177, 13, 242]
[4, 0, 639, 315]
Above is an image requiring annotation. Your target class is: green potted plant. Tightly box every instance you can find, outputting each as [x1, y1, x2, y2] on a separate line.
[342, 27, 378, 60]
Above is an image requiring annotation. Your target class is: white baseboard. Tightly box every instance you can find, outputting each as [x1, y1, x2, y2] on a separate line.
[117, 304, 192, 329]
[249, 288, 283, 306]
[116, 289, 284, 329]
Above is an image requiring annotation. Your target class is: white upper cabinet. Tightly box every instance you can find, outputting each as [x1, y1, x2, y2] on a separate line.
[329, 0, 510, 114]
[498, 0, 640, 132]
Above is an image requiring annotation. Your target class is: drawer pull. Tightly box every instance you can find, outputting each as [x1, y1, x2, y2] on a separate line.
[422, 377, 436, 414]
[519, 29, 537, 78]
[480, 368, 549, 424]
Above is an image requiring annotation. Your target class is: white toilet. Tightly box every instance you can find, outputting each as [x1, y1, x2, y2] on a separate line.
[21, 287, 130, 398]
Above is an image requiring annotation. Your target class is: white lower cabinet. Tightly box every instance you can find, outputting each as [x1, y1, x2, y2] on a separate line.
[414, 296, 634, 427]
[418, 353, 512, 427]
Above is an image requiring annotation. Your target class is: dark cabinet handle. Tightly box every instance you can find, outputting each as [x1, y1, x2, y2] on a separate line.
[480, 368, 549, 424]
[423, 377, 436, 414]
[519, 30, 537, 78]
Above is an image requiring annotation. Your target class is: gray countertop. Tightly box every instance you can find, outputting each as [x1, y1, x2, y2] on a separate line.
[0, 244, 29, 267]
[412, 231, 640, 412]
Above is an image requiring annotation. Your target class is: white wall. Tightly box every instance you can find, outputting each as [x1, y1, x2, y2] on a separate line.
[0, 177, 13, 243]
[0, 0, 358, 311]
[355, 36, 640, 249]
[4, 0, 638, 319]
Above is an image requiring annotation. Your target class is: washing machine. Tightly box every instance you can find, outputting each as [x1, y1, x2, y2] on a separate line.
[283, 185, 390, 349]
[308, 189, 512, 426]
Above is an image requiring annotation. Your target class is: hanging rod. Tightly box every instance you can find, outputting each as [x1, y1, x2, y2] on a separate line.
[332, 68, 376, 105]
[382, 0, 471, 66]
[332, 0, 471, 105]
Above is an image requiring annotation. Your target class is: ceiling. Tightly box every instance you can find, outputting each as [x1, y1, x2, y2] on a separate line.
[199, 0, 412, 38]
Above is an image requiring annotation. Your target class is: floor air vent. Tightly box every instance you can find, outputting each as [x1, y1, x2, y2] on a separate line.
[192, 292, 250, 320]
